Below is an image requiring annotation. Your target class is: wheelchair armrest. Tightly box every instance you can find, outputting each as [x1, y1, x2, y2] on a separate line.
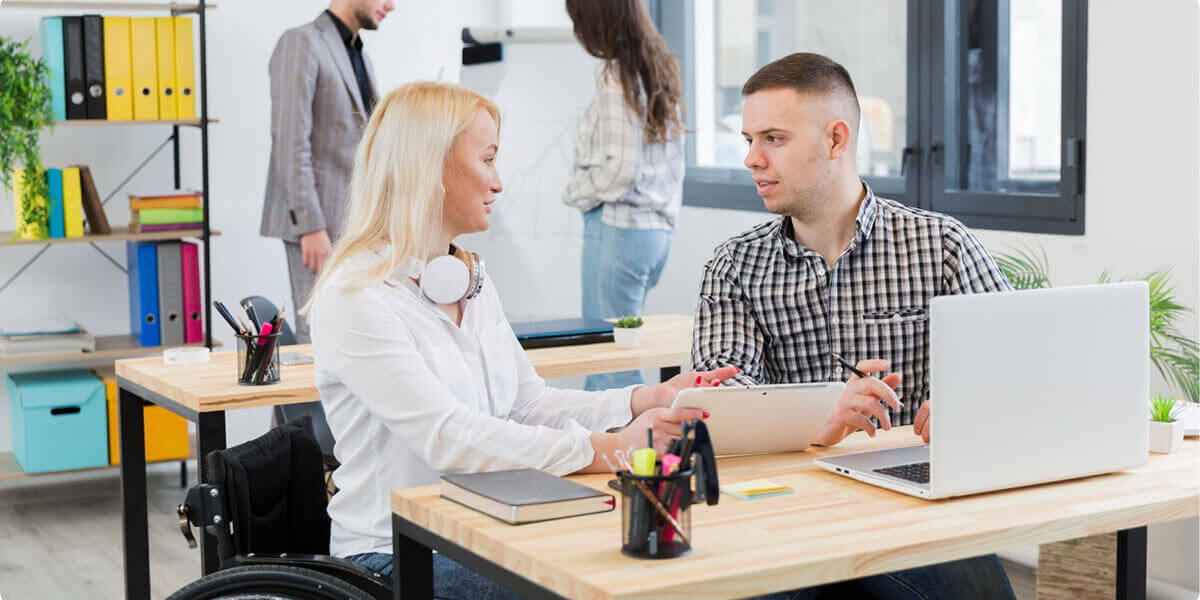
[226, 553, 392, 600]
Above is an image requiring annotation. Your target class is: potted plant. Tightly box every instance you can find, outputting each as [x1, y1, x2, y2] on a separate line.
[0, 35, 55, 241]
[1148, 394, 1185, 454]
[613, 314, 644, 348]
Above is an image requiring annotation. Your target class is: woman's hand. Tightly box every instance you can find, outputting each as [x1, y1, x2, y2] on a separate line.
[629, 366, 740, 416]
[584, 406, 707, 472]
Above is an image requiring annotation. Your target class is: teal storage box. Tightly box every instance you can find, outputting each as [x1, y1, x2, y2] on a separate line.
[8, 369, 107, 473]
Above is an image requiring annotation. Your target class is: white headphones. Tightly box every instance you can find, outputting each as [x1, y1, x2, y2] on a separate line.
[400, 245, 486, 305]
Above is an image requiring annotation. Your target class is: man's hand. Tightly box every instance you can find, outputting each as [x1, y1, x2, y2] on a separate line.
[300, 229, 332, 273]
[913, 400, 931, 443]
[629, 366, 740, 416]
[813, 359, 902, 446]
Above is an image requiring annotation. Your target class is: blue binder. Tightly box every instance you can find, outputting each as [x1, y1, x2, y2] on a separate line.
[47, 168, 64, 238]
[127, 242, 160, 346]
[40, 17, 66, 122]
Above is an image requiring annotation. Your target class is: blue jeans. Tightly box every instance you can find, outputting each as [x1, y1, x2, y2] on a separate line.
[581, 208, 673, 391]
[346, 552, 522, 600]
[753, 554, 1016, 600]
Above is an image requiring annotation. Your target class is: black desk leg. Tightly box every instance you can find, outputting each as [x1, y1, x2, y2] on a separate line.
[119, 387, 150, 600]
[393, 513, 434, 600]
[660, 366, 681, 382]
[196, 412, 227, 575]
[1116, 526, 1147, 600]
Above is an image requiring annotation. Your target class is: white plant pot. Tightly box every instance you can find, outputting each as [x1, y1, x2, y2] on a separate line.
[1148, 420, 1185, 454]
[613, 327, 642, 348]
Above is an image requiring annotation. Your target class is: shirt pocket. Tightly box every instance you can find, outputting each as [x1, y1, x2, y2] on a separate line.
[856, 308, 930, 402]
[861, 307, 929, 326]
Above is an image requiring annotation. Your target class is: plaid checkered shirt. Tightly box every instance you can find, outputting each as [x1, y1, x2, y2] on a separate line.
[691, 184, 1012, 425]
[564, 68, 684, 231]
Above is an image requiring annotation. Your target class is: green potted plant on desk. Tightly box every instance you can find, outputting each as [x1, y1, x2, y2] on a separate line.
[613, 314, 644, 348]
[1148, 393, 1185, 454]
[0, 35, 55, 241]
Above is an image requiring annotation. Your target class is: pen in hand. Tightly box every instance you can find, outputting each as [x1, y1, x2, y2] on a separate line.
[832, 353, 904, 409]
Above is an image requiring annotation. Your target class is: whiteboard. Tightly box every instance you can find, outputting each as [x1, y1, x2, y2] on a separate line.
[459, 42, 601, 319]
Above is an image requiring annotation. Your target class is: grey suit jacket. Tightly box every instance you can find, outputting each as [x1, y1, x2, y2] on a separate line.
[260, 12, 377, 242]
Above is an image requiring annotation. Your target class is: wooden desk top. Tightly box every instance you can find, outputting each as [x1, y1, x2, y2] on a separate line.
[114, 314, 694, 413]
[391, 429, 1200, 600]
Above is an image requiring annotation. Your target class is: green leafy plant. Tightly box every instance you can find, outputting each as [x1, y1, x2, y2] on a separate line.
[615, 314, 643, 329]
[0, 35, 54, 240]
[1149, 393, 1183, 423]
[994, 245, 1199, 404]
[994, 242, 1052, 290]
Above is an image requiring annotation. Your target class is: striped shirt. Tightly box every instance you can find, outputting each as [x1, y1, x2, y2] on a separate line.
[564, 67, 684, 231]
[691, 184, 1012, 425]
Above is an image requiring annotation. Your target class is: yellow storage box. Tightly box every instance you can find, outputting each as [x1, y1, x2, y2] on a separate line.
[95, 369, 190, 463]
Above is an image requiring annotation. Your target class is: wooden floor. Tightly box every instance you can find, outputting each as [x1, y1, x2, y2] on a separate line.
[0, 466, 199, 599]
[0, 467, 1037, 599]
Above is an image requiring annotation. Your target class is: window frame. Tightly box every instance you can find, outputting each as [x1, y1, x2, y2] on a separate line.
[655, 0, 1088, 234]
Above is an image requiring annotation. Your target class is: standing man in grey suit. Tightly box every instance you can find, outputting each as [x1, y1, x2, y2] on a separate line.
[261, 0, 394, 342]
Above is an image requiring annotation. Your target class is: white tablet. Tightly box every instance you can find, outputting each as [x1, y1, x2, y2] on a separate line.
[670, 382, 844, 456]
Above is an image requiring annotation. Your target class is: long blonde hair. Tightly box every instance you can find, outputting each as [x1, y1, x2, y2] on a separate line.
[300, 82, 500, 316]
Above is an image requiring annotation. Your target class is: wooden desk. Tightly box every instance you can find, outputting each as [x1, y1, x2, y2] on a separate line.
[114, 314, 693, 600]
[390, 429, 1200, 600]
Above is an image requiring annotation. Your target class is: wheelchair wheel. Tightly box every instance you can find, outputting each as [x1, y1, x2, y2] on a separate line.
[166, 565, 376, 600]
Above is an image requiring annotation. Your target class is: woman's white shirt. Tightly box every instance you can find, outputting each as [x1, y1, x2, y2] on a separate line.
[310, 252, 634, 557]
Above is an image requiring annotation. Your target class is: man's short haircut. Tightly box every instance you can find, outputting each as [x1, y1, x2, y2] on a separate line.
[742, 52, 860, 133]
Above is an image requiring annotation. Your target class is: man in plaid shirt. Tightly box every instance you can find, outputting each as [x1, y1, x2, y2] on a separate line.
[694, 53, 1016, 600]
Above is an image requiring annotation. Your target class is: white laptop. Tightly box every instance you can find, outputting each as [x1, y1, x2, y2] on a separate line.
[671, 382, 842, 455]
[815, 282, 1149, 499]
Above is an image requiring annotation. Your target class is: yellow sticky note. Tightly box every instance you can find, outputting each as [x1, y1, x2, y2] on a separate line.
[722, 479, 793, 499]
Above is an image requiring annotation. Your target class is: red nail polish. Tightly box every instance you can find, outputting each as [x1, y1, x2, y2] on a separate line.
[702, 410, 711, 419]
[695, 375, 702, 385]
[734, 366, 740, 374]
[712, 381, 719, 387]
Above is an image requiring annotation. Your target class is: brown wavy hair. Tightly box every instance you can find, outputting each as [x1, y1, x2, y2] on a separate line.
[565, 0, 684, 145]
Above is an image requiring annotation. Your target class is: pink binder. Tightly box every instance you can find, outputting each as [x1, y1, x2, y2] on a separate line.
[181, 241, 203, 343]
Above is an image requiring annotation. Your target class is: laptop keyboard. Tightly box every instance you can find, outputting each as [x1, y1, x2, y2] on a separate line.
[874, 462, 930, 484]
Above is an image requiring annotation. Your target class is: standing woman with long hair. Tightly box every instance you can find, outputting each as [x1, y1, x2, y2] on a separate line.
[564, 0, 686, 391]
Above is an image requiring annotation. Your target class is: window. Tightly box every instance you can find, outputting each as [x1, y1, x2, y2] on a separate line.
[656, 0, 1087, 234]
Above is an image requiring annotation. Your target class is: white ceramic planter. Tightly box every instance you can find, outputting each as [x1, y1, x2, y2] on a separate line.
[1148, 420, 1185, 454]
[612, 327, 643, 348]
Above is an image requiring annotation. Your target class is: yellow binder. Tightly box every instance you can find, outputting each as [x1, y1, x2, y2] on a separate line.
[103, 17, 133, 120]
[154, 17, 176, 120]
[62, 167, 84, 238]
[130, 17, 158, 120]
[173, 17, 195, 120]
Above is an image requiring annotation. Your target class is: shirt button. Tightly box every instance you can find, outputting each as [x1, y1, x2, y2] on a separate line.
[835, 366, 843, 375]
[831, 316, 840, 325]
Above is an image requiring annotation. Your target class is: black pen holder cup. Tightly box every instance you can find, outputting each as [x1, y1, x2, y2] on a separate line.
[236, 333, 281, 386]
[618, 469, 694, 559]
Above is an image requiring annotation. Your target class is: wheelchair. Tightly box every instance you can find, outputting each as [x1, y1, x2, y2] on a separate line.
[169, 414, 392, 600]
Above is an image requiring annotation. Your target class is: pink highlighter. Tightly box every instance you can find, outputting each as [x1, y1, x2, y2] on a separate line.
[659, 453, 682, 543]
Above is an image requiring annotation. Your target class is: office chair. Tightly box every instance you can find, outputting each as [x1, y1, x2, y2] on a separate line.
[241, 295, 338, 461]
[170, 415, 390, 600]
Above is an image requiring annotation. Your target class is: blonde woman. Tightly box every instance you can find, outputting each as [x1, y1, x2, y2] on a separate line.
[302, 82, 734, 595]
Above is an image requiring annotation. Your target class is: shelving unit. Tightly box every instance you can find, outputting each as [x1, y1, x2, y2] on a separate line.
[52, 118, 218, 127]
[1, 0, 216, 483]
[3, 226, 220, 246]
